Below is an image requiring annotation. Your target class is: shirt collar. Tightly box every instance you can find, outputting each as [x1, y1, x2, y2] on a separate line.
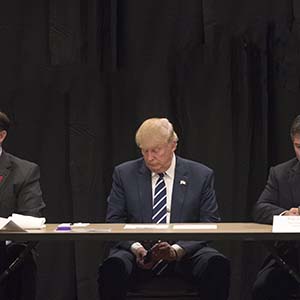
[0, 146, 2, 157]
[152, 154, 176, 179]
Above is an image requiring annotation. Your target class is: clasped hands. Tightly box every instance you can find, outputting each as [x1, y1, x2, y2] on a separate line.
[135, 241, 177, 270]
[283, 207, 300, 216]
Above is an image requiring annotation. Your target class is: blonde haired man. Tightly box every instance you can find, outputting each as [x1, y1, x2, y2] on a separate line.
[98, 118, 230, 300]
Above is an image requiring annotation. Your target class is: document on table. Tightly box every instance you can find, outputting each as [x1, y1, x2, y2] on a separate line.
[0, 214, 46, 231]
[123, 224, 218, 230]
[124, 224, 169, 229]
[8, 213, 46, 229]
[272, 216, 300, 232]
[0, 217, 26, 232]
[173, 224, 218, 230]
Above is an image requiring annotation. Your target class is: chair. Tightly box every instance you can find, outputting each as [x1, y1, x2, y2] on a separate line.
[126, 275, 200, 300]
[291, 290, 300, 300]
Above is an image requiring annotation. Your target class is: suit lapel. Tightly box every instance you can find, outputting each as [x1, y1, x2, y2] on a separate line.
[0, 151, 12, 198]
[170, 156, 188, 223]
[289, 160, 300, 207]
[137, 161, 153, 222]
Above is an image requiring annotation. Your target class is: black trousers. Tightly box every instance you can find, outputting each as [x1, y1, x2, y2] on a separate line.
[98, 246, 230, 300]
[0, 243, 37, 300]
[252, 242, 300, 300]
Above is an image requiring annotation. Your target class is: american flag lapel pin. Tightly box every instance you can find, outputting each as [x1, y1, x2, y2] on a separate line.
[180, 180, 186, 185]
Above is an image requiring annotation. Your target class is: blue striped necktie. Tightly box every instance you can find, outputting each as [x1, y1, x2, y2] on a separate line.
[152, 173, 167, 223]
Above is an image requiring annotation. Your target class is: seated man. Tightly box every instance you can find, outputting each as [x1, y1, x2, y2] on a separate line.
[0, 111, 46, 300]
[252, 114, 300, 300]
[98, 117, 230, 300]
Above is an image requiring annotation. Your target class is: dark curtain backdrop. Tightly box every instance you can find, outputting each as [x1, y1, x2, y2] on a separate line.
[1, 1, 300, 299]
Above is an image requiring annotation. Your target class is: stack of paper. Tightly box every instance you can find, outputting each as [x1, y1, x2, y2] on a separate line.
[9, 213, 46, 229]
[0, 213, 46, 231]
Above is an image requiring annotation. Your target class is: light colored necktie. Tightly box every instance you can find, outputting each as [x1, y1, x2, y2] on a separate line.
[152, 173, 167, 223]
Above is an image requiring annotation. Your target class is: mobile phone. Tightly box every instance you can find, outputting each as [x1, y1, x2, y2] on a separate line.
[143, 240, 162, 264]
[143, 248, 152, 264]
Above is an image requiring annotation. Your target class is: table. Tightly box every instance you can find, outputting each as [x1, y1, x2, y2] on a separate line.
[0, 222, 296, 241]
[1, 223, 300, 290]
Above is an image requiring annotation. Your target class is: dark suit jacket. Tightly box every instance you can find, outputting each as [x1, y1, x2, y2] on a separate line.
[253, 158, 300, 285]
[0, 151, 45, 297]
[253, 158, 300, 224]
[0, 151, 45, 218]
[106, 155, 220, 256]
[254, 158, 300, 224]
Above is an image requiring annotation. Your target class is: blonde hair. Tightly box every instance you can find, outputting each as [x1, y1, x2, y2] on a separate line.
[135, 118, 178, 148]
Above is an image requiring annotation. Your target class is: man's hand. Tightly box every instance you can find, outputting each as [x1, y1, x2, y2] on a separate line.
[283, 207, 300, 216]
[151, 242, 177, 262]
[134, 242, 177, 270]
[135, 246, 156, 270]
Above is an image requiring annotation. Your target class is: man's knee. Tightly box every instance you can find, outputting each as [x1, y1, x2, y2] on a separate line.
[99, 257, 127, 278]
[192, 248, 230, 280]
[98, 251, 135, 283]
[207, 254, 230, 273]
[252, 266, 296, 300]
[98, 256, 133, 300]
[192, 253, 230, 300]
[199, 254, 230, 286]
[252, 278, 267, 300]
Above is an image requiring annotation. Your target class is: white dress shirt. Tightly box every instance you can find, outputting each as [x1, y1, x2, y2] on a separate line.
[151, 154, 175, 223]
[131, 154, 185, 260]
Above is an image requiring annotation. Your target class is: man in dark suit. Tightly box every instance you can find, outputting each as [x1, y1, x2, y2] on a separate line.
[252, 115, 300, 300]
[98, 118, 230, 300]
[0, 111, 46, 300]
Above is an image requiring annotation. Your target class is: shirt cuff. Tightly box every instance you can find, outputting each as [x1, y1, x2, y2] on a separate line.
[279, 211, 288, 216]
[130, 242, 143, 255]
[172, 244, 186, 261]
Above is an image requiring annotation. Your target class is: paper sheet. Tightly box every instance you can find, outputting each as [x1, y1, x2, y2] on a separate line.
[9, 213, 46, 229]
[272, 216, 300, 232]
[124, 224, 169, 229]
[0, 217, 26, 232]
[173, 224, 218, 230]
